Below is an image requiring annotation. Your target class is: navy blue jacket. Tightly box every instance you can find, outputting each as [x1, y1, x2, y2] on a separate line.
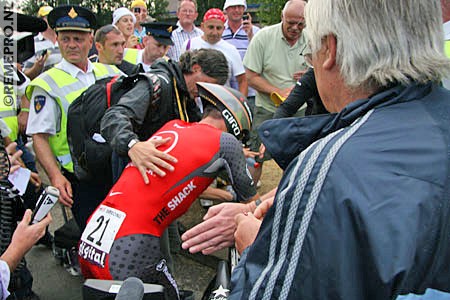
[230, 83, 450, 300]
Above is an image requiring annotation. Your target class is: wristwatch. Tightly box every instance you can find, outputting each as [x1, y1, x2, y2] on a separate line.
[127, 138, 139, 150]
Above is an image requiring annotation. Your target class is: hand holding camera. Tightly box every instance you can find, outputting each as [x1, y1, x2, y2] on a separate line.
[242, 13, 253, 39]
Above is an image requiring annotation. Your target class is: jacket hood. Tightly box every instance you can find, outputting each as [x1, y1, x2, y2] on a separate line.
[259, 82, 433, 170]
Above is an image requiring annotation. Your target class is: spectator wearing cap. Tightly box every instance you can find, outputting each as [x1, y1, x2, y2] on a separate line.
[243, 0, 310, 185]
[222, 0, 259, 111]
[25, 5, 122, 230]
[166, 0, 203, 62]
[124, 22, 177, 72]
[131, 0, 149, 41]
[182, 8, 248, 96]
[23, 5, 62, 80]
[112, 7, 140, 49]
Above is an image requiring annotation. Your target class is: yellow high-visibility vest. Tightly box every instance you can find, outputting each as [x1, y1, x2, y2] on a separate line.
[26, 63, 121, 172]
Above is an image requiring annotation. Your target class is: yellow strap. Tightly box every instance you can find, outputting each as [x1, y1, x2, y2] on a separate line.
[173, 78, 188, 122]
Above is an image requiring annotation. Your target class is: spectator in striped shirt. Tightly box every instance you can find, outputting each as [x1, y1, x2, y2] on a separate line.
[222, 0, 260, 111]
[166, 0, 203, 61]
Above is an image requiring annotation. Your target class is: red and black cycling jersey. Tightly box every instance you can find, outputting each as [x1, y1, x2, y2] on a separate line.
[79, 120, 256, 282]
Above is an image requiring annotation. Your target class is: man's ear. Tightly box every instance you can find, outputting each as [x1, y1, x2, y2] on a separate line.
[191, 64, 201, 73]
[323, 34, 337, 70]
[95, 42, 103, 52]
[142, 35, 149, 47]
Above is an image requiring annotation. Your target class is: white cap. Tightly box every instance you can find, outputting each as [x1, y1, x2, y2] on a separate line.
[112, 7, 136, 25]
[223, 0, 247, 11]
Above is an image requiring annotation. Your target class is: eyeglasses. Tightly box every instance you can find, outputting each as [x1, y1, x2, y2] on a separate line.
[285, 20, 306, 28]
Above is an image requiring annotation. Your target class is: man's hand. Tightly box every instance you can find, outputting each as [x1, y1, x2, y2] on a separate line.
[293, 69, 308, 81]
[181, 202, 253, 255]
[50, 173, 73, 208]
[17, 111, 28, 133]
[254, 196, 274, 219]
[242, 147, 260, 159]
[277, 86, 294, 99]
[128, 138, 177, 184]
[127, 35, 140, 48]
[6, 142, 22, 175]
[1, 209, 52, 271]
[242, 13, 254, 40]
[23, 52, 48, 80]
[29, 172, 42, 189]
[234, 212, 261, 254]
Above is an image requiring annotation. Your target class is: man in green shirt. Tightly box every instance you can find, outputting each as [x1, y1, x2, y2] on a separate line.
[243, 0, 310, 183]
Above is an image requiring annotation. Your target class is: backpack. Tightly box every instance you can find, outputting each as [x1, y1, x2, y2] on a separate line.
[67, 73, 153, 183]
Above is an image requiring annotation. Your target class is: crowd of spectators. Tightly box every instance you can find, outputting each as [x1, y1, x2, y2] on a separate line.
[1, 0, 450, 299]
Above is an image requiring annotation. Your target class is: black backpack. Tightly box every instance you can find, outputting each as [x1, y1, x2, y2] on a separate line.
[67, 73, 152, 183]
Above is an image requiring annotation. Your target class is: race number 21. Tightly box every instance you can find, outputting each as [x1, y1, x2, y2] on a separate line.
[80, 205, 126, 254]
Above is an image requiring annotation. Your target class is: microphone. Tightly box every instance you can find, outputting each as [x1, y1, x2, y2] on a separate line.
[115, 277, 144, 300]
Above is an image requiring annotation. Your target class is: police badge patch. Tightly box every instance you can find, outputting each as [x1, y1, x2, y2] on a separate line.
[34, 95, 46, 113]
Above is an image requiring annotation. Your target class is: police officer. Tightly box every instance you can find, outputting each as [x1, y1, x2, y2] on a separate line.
[123, 22, 177, 72]
[26, 5, 121, 229]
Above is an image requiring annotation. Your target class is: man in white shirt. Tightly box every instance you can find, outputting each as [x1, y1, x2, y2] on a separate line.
[222, 0, 260, 108]
[182, 8, 248, 96]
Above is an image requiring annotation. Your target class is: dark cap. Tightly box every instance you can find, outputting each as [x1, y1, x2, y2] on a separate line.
[142, 22, 177, 46]
[17, 13, 48, 33]
[48, 5, 96, 32]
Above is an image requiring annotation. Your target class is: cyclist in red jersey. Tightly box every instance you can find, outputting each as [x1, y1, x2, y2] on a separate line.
[79, 83, 260, 299]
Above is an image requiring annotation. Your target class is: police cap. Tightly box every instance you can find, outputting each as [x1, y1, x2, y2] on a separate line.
[47, 5, 96, 32]
[142, 22, 177, 46]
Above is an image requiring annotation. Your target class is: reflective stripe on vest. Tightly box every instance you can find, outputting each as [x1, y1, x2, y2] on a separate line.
[0, 63, 18, 141]
[0, 110, 16, 118]
[123, 48, 140, 64]
[445, 40, 450, 59]
[26, 63, 121, 172]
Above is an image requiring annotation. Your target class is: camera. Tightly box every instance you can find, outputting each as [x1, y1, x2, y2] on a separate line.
[133, 7, 141, 13]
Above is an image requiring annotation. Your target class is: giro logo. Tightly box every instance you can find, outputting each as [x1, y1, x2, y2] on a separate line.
[222, 109, 240, 136]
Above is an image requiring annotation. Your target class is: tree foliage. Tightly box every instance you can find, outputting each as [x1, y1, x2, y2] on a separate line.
[19, 0, 285, 28]
[249, 0, 284, 26]
[20, 0, 169, 27]
[196, 0, 227, 21]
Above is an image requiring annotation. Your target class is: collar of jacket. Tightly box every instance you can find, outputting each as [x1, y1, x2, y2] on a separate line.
[259, 82, 433, 170]
[150, 58, 188, 97]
